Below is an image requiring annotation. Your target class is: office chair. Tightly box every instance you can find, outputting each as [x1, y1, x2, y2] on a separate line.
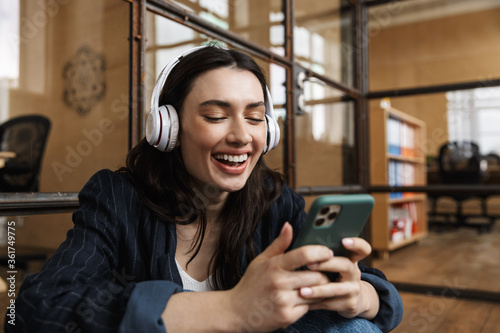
[0, 114, 51, 192]
[0, 114, 51, 272]
[428, 141, 495, 233]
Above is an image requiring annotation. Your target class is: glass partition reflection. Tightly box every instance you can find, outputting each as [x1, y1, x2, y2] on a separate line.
[0, 0, 130, 193]
[168, 0, 284, 49]
[294, 0, 354, 86]
[296, 83, 356, 187]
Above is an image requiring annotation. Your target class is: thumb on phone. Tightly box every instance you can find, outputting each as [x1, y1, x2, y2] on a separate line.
[260, 222, 293, 259]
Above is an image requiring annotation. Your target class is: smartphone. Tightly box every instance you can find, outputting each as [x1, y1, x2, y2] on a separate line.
[292, 194, 375, 258]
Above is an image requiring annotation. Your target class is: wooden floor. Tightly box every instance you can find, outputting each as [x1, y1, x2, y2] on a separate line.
[372, 221, 500, 333]
[393, 291, 500, 333]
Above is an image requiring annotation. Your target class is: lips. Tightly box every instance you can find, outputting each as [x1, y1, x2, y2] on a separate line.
[212, 153, 249, 174]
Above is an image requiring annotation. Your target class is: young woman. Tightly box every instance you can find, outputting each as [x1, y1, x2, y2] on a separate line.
[10, 45, 403, 333]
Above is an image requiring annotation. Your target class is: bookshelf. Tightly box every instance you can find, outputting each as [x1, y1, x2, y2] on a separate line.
[369, 104, 428, 259]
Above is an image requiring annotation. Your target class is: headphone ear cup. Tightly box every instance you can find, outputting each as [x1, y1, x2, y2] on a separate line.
[146, 107, 161, 147]
[146, 105, 179, 152]
[151, 105, 172, 152]
[165, 105, 179, 152]
[264, 114, 280, 154]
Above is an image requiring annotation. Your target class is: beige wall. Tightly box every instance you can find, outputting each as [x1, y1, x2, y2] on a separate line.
[369, 7, 500, 157]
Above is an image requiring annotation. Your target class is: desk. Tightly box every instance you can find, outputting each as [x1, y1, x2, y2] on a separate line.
[0, 152, 16, 169]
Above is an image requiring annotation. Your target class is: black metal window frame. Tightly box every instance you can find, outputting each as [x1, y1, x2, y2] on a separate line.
[2, 0, 500, 217]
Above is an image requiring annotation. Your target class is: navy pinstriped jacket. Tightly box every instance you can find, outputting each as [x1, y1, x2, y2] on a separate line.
[9, 169, 402, 333]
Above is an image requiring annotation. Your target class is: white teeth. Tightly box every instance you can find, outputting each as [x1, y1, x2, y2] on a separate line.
[214, 153, 248, 163]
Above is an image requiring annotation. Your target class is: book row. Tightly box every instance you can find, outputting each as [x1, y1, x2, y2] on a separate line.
[388, 160, 415, 199]
[387, 117, 416, 157]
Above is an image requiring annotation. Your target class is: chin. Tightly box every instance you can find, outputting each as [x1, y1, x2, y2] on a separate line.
[218, 182, 247, 193]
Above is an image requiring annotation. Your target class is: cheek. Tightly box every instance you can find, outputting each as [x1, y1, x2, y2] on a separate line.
[180, 126, 219, 160]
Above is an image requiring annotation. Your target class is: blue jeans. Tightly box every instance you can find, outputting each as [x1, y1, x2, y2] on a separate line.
[279, 310, 382, 333]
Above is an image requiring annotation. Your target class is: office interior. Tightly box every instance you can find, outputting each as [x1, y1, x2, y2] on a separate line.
[0, 0, 499, 332]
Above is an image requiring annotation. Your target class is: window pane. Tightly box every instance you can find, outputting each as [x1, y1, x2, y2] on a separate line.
[446, 87, 500, 156]
[145, 12, 210, 112]
[0, 0, 130, 192]
[369, 0, 500, 91]
[294, 0, 354, 86]
[296, 84, 357, 187]
[167, 0, 284, 49]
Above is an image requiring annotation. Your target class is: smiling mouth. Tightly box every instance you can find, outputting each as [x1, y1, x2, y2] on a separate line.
[213, 153, 248, 167]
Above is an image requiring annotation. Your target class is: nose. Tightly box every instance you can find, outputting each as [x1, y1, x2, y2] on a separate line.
[226, 117, 252, 146]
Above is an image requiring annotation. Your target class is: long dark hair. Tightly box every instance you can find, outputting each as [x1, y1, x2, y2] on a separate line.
[121, 45, 284, 290]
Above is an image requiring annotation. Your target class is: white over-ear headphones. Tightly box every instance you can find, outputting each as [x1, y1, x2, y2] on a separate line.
[146, 45, 280, 154]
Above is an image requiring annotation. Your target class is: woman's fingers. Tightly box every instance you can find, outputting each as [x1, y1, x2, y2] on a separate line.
[257, 223, 334, 272]
[342, 237, 372, 263]
[305, 256, 360, 282]
[280, 245, 334, 271]
[299, 279, 358, 300]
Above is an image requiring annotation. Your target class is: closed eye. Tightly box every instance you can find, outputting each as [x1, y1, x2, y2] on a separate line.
[204, 116, 226, 122]
[247, 117, 264, 123]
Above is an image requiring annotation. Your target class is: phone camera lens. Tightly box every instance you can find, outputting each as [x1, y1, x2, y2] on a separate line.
[328, 212, 338, 220]
[314, 218, 325, 226]
[320, 207, 330, 215]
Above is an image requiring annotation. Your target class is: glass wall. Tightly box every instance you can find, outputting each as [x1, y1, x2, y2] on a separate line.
[294, 0, 355, 86]
[367, 0, 500, 297]
[0, 0, 130, 193]
[296, 84, 356, 187]
[168, 0, 284, 49]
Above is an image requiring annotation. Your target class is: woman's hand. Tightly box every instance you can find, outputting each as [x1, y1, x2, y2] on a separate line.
[298, 237, 381, 320]
[227, 222, 333, 332]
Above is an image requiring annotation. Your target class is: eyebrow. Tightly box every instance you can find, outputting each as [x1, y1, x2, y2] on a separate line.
[199, 99, 266, 110]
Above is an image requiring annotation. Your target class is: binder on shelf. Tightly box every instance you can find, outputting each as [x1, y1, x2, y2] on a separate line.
[387, 117, 400, 156]
[389, 202, 418, 244]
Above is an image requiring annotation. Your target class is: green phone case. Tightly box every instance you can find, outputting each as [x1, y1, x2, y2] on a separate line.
[292, 194, 375, 257]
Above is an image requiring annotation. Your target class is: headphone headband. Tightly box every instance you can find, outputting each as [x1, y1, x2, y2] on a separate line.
[146, 45, 280, 154]
[150, 46, 207, 117]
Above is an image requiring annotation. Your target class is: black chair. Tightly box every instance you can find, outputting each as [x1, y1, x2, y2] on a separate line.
[0, 115, 51, 192]
[0, 115, 51, 273]
[428, 141, 495, 232]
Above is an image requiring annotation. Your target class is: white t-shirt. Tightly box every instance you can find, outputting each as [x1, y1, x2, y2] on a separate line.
[175, 259, 213, 292]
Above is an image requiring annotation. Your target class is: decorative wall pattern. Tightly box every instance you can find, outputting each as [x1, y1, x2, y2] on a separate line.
[63, 46, 106, 115]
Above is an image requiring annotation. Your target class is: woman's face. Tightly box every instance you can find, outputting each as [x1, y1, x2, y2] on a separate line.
[179, 67, 267, 196]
